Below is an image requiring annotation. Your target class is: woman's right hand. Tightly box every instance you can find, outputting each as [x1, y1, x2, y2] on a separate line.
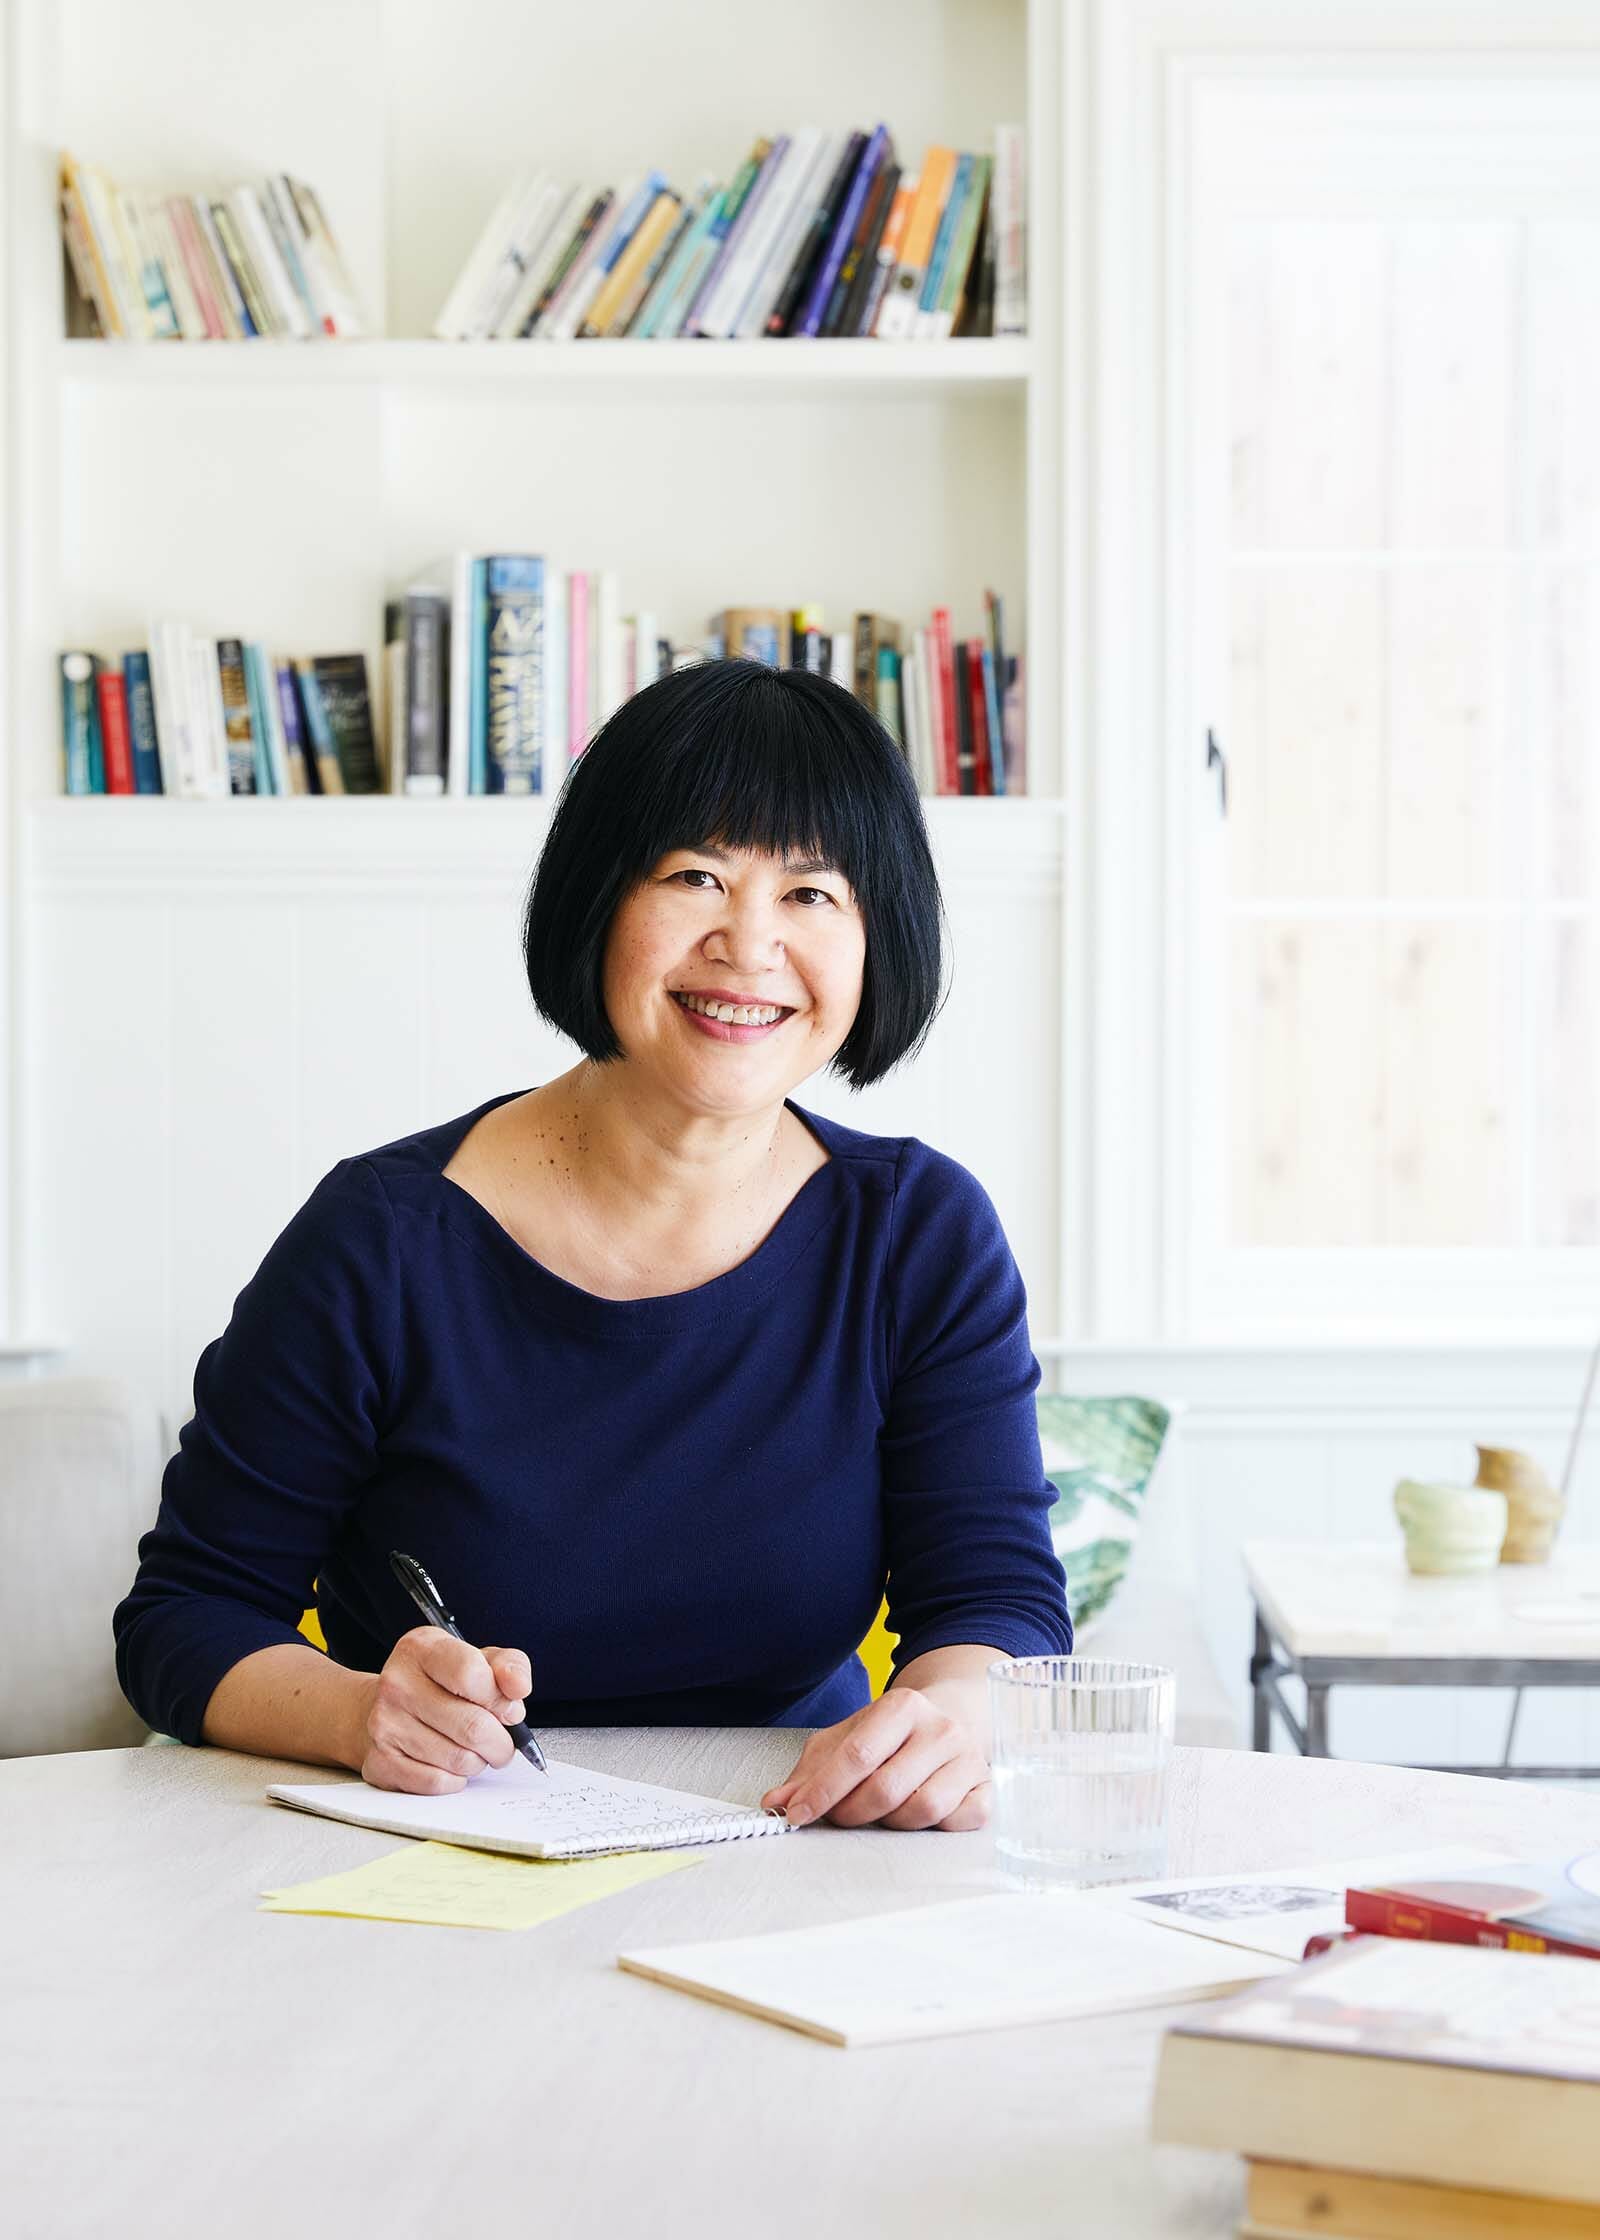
[355, 1626, 532, 1793]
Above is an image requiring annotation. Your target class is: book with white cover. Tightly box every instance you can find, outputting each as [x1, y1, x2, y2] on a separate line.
[434, 169, 536, 338]
[268, 1758, 792, 1861]
[494, 182, 594, 339]
[735, 132, 843, 340]
[619, 1892, 1289, 2048]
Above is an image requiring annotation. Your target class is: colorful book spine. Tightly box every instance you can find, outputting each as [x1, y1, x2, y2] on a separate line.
[210, 199, 272, 337]
[860, 172, 916, 337]
[648, 190, 728, 339]
[765, 132, 865, 337]
[286, 178, 366, 336]
[992, 125, 1027, 336]
[122, 651, 164, 793]
[633, 185, 721, 339]
[682, 142, 773, 335]
[275, 661, 320, 792]
[542, 569, 568, 794]
[469, 558, 490, 794]
[192, 196, 252, 335]
[608, 192, 696, 337]
[927, 610, 957, 793]
[484, 556, 544, 795]
[293, 659, 345, 794]
[523, 189, 613, 336]
[587, 189, 682, 338]
[166, 197, 228, 337]
[965, 638, 992, 795]
[689, 138, 792, 339]
[242, 644, 279, 793]
[403, 592, 449, 795]
[215, 638, 258, 792]
[1344, 1885, 1600, 1963]
[1002, 650, 1025, 793]
[877, 147, 957, 339]
[828, 159, 898, 338]
[94, 668, 134, 793]
[59, 654, 101, 793]
[874, 645, 903, 747]
[979, 640, 1005, 796]
[568, 569, 589, 756]
[312, 654, 381, 793]
[795, 126, 889, 340]
[549, 173, 666, 340]
[914, 153, 972, 336]
[934, 154, 991, 337]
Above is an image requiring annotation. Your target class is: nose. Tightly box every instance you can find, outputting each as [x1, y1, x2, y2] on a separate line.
[706, 892, 787, 975]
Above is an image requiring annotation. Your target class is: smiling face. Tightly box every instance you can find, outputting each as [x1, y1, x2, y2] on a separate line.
[600, 839, 868, 1116]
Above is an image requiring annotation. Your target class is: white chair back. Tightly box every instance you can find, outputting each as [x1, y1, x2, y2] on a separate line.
[0, 1375, 162, 1755]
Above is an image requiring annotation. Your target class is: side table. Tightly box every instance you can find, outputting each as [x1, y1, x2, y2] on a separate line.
[1245, 1538, 1600, 1779]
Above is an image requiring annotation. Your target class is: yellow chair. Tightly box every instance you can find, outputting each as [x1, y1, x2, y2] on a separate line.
[300, 1598, 900, 1697]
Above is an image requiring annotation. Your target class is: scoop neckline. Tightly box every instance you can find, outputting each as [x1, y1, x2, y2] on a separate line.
[427, 1088, 848, 1335]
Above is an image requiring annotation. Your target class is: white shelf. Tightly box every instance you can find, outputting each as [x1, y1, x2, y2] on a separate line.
[25, 792, 1064, 898]
[55, 336, 1032, 397]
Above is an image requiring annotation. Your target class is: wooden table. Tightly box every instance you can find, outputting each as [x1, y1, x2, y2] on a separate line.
[1246, 1538, 1600, 1777]
[7, 1730, 1600, 2240]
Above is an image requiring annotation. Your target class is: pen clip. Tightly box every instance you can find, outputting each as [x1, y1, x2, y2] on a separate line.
[389, 1549, 454, 1628]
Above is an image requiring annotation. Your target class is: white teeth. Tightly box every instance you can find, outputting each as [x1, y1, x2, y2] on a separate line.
[675, 992, 785, 1026]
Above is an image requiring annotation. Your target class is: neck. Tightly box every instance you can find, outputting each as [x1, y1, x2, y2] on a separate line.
[540, 1060, 790, 1228]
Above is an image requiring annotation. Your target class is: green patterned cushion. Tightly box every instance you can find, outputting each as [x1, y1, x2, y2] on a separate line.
[1035, 1395, 1172, 1634]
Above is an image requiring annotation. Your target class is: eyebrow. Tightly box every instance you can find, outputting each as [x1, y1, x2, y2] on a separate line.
[686, 842, 841, 877]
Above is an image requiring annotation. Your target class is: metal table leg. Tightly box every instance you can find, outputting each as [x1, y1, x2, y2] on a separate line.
[1305, 1684, 1331, 1758]
[1250, 1607, 1273, 1752]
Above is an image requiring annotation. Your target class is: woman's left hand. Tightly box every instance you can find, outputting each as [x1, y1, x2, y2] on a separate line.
[760, 1687, 991, 1832]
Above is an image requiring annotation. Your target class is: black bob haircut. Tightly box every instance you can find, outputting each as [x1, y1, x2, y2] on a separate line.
[522, 658, 947, 1091]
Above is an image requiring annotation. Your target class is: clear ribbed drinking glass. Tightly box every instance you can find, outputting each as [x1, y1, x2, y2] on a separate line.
[988, 1657, 1176, 1890]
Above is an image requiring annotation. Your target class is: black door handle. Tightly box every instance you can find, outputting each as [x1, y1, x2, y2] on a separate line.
[1205, 728, 1228, 818]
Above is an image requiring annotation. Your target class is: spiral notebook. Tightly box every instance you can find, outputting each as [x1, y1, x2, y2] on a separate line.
[266, 1759, 793, 1861]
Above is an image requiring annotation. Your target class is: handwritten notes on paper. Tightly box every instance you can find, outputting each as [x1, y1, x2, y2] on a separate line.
[267, 1758, 789, 1858]
[262, 1839, 698, 1930]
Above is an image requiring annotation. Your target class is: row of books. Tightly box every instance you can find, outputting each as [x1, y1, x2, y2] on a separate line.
[60, 581, 1023, 799]
[400, 566, 1023, 800]
[59, 640, 380, 798]
[393, 560, 678, 800]
[434, 126, 1025, 342]
[59, 154, 365, 341]
[1154, 1850, 1600, 2238]
[714, 601, 1023, 797]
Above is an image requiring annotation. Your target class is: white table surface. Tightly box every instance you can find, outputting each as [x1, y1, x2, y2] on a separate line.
[1244, 1537, 1600, 1660]
[8, 1729, 1600, 2240]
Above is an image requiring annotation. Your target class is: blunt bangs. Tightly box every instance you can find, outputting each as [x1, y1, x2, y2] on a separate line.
[522, 658, 946, 1089]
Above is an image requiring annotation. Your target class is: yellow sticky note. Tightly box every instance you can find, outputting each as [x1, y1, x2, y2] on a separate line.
[261, 1840, 698, 1929]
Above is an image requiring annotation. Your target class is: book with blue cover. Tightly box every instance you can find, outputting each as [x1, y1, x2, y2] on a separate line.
[485, 556, 544, 795]
[121, 651, 164, 793]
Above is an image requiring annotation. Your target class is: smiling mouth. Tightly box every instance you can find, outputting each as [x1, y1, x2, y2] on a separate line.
[671, 991, 796, 1027]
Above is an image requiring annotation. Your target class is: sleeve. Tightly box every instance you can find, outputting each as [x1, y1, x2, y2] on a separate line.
[879, 1143, 1073, 1674]
[111, 1156, 399, 1745]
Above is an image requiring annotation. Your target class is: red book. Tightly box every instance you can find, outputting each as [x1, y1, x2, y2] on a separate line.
[966, 635, 993, 795]
[95, 669, 135, 794]
[930, 607, 960, 794]
[1346, 1858, 1600, 1962]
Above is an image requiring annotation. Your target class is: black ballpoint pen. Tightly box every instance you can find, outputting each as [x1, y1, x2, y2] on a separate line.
[388, 1549, 548, 1774]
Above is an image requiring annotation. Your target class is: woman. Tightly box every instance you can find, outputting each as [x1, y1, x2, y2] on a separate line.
[114, 659, 1071, 1832]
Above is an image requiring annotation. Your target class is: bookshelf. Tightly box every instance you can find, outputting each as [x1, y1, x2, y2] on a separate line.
[1, 0, 1071, 1362]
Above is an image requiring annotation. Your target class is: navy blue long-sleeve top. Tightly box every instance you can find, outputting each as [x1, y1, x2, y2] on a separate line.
[113, 1091, 1072, 1743]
